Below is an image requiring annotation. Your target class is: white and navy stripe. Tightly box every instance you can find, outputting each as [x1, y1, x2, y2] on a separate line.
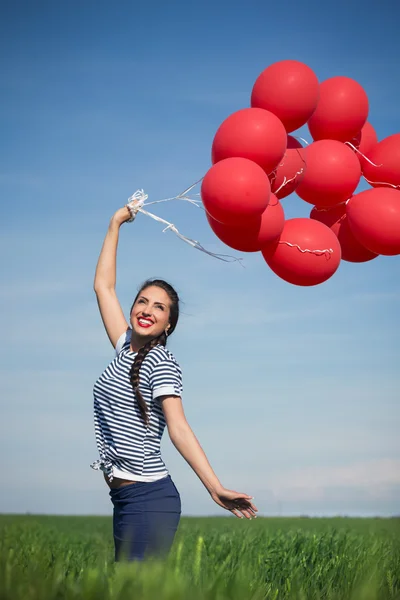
[90, 329, 183, 482]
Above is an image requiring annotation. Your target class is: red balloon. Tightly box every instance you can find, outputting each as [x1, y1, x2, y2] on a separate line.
[352, 122, 378, 172]
[308, 76, 369, 142]
[262, 218, 341, 286]
[295, 140, 361, 208]
[346, 188, 400, 256]
[310, 204, 378, 263]
[211, 108, 287, 175]
[362, 133, 400, 189]
[270, 135, 307, 199]
[251, 60, 319, 133]
[206, 194, 285, 252]
[201, 157, 271, 225]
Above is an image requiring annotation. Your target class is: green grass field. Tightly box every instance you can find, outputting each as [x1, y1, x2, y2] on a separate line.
[1, 514, 399, 599]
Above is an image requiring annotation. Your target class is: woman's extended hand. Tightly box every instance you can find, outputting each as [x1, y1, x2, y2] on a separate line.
[210, 487, 258, 520]
[111, 199, 142, 227]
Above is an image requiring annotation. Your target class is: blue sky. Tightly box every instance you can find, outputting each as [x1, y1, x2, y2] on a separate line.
[1, 1, 399, 517]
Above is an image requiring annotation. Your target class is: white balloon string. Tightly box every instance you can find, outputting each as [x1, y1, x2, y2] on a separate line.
[138, 207, 244, 264]
[126, 189, 149, 221]
[143, 177, 205, 208]
[292, 136, 310, 146]
[269, 170, 277, 185]
[126, 186, 244, 262]
[311, 199, 349, 212]
[177, 177, 204, 198]
[126, 189, 148, 206]
[312, 205, 347, 223]
[362, 176, 400, 189]
[278, 241, 333, 258]
[273, 177, 286, 194]
[274, 168, 305, 194]
[145, 196, 203, 208]
[270, 145, 306, 192]
[344, 142, 382, 167]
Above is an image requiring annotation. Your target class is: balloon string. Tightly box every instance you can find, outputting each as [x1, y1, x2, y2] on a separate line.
[312, 205, 347, 223]
[139, 207, 244, 264]
[311, 199, 349, 212]
[269, 170, 277, 185]
[270, 144, 306, 192]
[274, 168, 304, 194]
[144, 177, 205, 208]
[292, 136, 310, 146]
[126, 186, 244, 265]
[279, 240, 333, 259]
[145, 196, 202, 208]
[344, 142, 382, 167]
[362, 176, 400, 190]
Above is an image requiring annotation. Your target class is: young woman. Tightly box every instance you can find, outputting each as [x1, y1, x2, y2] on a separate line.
[91, 201, 258, 562]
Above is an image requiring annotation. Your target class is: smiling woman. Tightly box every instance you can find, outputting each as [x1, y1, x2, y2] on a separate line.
[90, 200, 258, 563]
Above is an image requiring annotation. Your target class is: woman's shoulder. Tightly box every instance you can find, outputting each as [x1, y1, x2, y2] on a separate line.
[146, 344, 181, 367]
[115, 328, 132, 355]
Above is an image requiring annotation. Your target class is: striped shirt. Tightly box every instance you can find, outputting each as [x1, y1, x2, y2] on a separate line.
[90, 329, 183, 482]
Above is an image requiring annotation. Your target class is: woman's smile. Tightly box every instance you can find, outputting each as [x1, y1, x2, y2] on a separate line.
[137, 316, 154, 328]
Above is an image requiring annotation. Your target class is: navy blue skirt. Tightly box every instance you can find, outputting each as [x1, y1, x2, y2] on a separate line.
[109, 474, 181, 562]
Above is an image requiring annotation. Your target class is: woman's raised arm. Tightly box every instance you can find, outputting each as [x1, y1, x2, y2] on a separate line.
[93, 207, 133, 348]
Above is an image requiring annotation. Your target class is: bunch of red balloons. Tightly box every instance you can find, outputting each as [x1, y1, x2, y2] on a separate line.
[201, 60, 400, 286]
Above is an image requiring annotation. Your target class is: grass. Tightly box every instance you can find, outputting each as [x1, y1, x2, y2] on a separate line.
[0, 514, 399, 599]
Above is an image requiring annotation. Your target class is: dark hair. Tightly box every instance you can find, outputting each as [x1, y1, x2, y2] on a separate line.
[129, 279, 180, 427]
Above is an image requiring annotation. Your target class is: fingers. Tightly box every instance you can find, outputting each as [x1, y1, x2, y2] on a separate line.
[217, 490, 259, 520]
[242, 508, 256, 519]
[239, 500, 257, 511]
[235, 500, 258, 517]
[235, 494, 258, 514]
[230, 506, 257, 520]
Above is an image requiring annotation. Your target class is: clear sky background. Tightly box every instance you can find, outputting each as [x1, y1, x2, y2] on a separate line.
[1, 0, 399, 518]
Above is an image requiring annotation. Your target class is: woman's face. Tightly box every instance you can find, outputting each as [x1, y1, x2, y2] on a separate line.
[130, 285, 171, 341]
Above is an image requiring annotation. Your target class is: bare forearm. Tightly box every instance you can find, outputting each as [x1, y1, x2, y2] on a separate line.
[170, 425, 223, 495]
[94, 217, 122, 291]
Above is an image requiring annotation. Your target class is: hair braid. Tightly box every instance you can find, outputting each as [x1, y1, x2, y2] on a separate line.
[128, 278, 179, 426]
[129, 330, 167, 427]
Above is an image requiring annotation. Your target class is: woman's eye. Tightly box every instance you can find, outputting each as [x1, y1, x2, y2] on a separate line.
[156, 305, 164, 311]
[138, 299, 145, 304]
